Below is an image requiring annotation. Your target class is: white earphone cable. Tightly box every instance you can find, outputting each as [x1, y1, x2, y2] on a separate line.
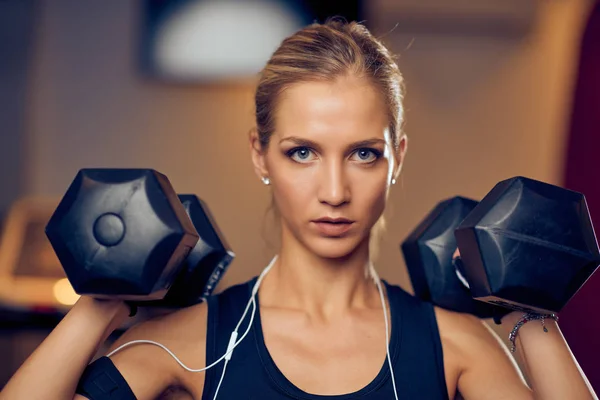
[211, 257, 276, 399]
[105, 257, 276, 373]
[371, 265, 400, 400]
[106, 256, 399, 400]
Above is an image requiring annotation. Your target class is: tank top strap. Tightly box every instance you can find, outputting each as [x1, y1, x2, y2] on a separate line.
[384, 281, 449, 399]
[203, 280, 256, 398]
[203, 278, 449, 400]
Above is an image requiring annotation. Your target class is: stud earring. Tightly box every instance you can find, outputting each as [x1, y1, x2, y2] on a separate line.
[261, 177, 271, 186]
[391, 178, 396, 185]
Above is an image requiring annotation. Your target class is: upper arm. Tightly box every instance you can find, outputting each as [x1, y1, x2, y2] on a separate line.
[96, 302, 208, 400]
[436, 309, 533, 400]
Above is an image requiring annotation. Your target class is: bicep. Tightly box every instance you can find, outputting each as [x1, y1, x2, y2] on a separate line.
[74, 321, 183, 400]
[108, 303, 208, 400]
[109, 346, 174, 400]
[73, 334, 175, 400]
[74, 302, 208, 400]
[457, 321, 533, 400]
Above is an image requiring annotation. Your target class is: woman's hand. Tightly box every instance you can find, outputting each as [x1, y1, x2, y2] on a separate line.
[0, 295, 131, 400]
[75, 296, 131, 336]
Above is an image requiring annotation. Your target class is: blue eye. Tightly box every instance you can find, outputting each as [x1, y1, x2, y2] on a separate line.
[352, 148, 381, 163]
[295, 148, 310, 159]
[287, 147, 315, 162]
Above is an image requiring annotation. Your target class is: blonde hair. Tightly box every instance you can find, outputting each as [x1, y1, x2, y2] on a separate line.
[256, 19, 405, 258]
[255, 19, 405, 150]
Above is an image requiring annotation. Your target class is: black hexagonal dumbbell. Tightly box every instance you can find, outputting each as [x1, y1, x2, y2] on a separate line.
[401, 196, 505, 318]
[45, 169, 234, 307]
[148, 194, 234, 307]
[455, 176, 600, 315]
[404, 177, 600, 321]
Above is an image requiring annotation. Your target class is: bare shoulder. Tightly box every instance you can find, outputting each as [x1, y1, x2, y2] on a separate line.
[433, 307, 533, 400]
[107, 301, 209, 400]
[433, 306, 500, 349]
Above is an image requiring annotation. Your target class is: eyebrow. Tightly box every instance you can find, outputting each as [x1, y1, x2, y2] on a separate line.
[279, 136, 386, 149]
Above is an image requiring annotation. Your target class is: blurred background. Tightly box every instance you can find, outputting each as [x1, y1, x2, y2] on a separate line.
[1, 0, 599, 393]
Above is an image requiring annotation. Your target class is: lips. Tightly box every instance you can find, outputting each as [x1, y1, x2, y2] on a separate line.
[312, 217, 354, 236]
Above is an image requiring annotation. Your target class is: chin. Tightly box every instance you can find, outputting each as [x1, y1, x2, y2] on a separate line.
[304, 236, 366, 260]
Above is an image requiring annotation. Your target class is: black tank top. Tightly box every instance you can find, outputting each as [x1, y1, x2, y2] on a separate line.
[202, 277, 449, 399]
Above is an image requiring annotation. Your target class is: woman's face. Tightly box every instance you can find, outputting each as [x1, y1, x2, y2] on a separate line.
[251, 75, 406, 259]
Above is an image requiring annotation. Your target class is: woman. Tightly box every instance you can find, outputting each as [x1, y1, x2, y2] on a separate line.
[1, 20, 596, 400]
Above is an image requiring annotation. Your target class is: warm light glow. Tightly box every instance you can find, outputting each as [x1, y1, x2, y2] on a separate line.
[53, 278, 80, 306]
[155, 0, 304, 79]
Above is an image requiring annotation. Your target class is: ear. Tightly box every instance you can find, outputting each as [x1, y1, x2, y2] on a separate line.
[249, 128, 270, 181]
[392, 134, 408, 181]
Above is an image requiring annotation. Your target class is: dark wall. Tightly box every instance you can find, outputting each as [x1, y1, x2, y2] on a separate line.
[562, 2, 600, 394]
[0, 0, 36, 217]
[0, 0, 37, 387]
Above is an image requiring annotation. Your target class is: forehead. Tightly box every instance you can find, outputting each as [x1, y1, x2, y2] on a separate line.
[273, 76, 389, 143]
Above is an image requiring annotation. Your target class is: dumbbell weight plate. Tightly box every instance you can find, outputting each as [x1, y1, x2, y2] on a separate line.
[147, 194, 235, 307]
[45, 169, 198, 301]
[455, 176, 600, 314]
[402, 196, 503, 318]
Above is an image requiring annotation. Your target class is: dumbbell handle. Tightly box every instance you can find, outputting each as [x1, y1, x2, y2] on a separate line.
[452, 257, 471, 289]
[452, 256, 514, 324]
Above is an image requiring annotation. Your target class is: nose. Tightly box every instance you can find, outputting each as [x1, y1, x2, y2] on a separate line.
[317, 159, 350, 207]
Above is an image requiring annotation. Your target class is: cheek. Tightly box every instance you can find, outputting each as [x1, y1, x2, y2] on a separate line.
[353, 172, 388, 222]
[270, 165, 315, 220]
[273, 181, 308, 213]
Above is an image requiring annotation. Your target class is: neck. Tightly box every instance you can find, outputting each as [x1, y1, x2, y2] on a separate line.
[258, 229, 381, 321]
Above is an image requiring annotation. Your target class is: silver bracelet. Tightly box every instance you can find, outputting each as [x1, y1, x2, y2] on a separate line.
[508, 312, 559, 353]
